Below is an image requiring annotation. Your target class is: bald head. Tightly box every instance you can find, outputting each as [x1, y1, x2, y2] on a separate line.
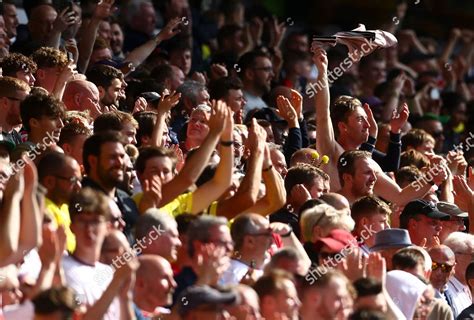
[429, 245, 455, 263]
[319, 193, 350, 211]
[101, 229, 130, 265]
[29, 5, 57, 42]
[63, 80, 101, 118]
[137, 254, 170, 280]
[134, 254, 176, 310]
[290, 148, 319, 167]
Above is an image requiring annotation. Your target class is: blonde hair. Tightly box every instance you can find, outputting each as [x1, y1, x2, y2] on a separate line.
[300, 204, 355, 242]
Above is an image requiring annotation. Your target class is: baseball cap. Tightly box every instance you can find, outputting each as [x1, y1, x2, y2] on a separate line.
[400, 199, 450, 221]
[314, 229, 357, 252]
[140, 92, 161, 103]
[177, 285, 239, 316]
[436, 201, 468, 218]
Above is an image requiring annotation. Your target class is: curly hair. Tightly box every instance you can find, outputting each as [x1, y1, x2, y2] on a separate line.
[0, 53, 37, 76]
[31, 47, 68, 69]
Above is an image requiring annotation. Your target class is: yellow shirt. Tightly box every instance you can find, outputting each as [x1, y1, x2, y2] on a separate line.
[132, 192, 217, 217]
[45, 198, 76, 253]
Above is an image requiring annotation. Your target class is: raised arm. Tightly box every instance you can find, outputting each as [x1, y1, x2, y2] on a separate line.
[77, 0, 114, 73]
[373, 156, 447, 206]
[242, 144, 286, 216]
[124, 18, 181, 68]
[312, 47, 338, 158]
[215, 119, 265, 219]
[0, 170, 23, 266]
[190, 103, 234, 213]
[160, 100, 226, 206]
[150, 91, 181, 147]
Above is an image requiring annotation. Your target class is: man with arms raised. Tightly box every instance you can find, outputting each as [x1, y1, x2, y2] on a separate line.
[312, 46, 446, 206]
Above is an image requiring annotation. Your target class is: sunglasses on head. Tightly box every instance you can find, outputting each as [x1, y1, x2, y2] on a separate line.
[432, 261, 454, 273]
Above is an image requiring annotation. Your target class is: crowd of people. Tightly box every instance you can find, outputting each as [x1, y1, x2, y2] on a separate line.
[0, 0, 473, 319]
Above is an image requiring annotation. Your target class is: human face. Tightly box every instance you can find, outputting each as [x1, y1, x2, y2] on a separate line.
[170, 49, 192, 76]
[274, 279, 300, 320]
[414, 286, 435, 319]
[121, 153, 135, 193]
[29, 5, 57, 42]
[71, 213, 109, 249]
[270, 149, 287, 178]
[248, 218, 274, 257]
[411, 215, 443, 246]
[52, 159, 82, 203]
[452, 249, 474, 284]
[263, 125, 275, 143]
[365, 213, 389, 234]
[3, 4, 19, 38]
[226, 89, 246, 113]
[90, 47, 112, 65]
[416, 140, 435, 155]
[98, 20, 111, 42]
[318, 276, 353, 320]
[37, 115, 64, 141]
[252, 57, 273, 93]
[121, 121, 137, 145]
[367, 60, 386, 85]
[343, 107, 370, 145]
[37, 66, 62, 93]
[110, 23, 124, 55]
[187, 110, 210, 143]
[440, 217, 465, 242]
[227, 288, 261, 320]
[100, 233, 129, 265]
[207, 225, 234, 256]
[170, 65, 185, 91]
[147, 259, 177, 307]
[82, 84, 101, 119]
[96, 142, 126, 188]
[423, 120, 445, 153]
[16, 69, 36, 86]
[101, 78, 122, 107]
[350, 158, 377, 197]
[309, 176, 325, 199]
[151, 225, 182, 261]
[142, 156, 174, 184]
[3, 89, 29, 127]
[287, 34, 309, 52]
[429, 251, 455, 291]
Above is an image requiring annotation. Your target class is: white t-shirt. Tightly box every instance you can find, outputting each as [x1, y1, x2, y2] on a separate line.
[243, 91, 269, 117]
[62, 255, 120, 320]
[219, 259, 264, 286]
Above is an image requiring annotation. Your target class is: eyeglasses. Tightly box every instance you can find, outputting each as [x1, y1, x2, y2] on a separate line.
[431, 261, 454, 273]
[55, 175, 81, 184]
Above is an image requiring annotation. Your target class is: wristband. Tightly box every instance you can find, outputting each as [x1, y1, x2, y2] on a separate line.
[220, 140, 233, 147]
[281, 226, 293, 238]
[263, 164, 273, 172]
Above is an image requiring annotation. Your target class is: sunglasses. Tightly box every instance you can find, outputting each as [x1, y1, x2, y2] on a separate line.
[431, 261, 454, 273]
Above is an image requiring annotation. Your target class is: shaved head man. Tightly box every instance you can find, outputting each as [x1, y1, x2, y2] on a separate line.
[63, 80, 101, 119]
[428, 245, 456, 299]
[28, 4, 57, 43]
[134, 255, 177, 316]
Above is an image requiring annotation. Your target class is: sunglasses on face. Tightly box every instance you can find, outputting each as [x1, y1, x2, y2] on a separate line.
[431, 261, 454, 273]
